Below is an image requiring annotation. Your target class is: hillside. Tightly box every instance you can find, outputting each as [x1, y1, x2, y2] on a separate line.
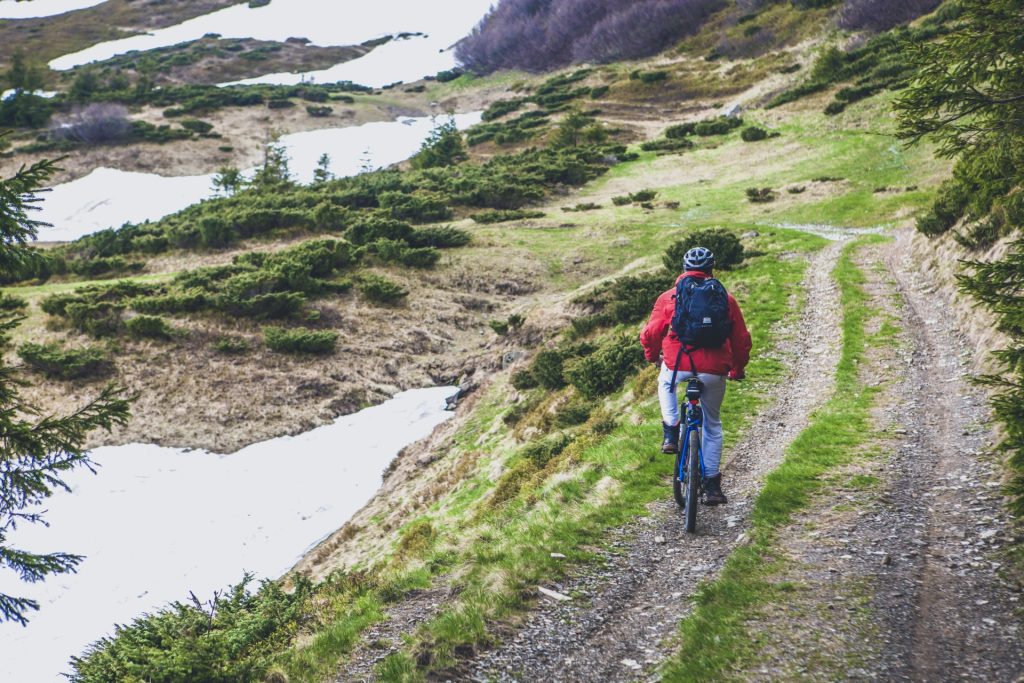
[0, 0, 1022, 681]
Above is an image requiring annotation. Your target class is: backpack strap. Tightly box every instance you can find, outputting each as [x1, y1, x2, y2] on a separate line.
[667, 344, 699, 394]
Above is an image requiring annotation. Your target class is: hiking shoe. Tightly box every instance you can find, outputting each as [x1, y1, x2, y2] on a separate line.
[704, 474, 727, 505]
[661, 423, 680, 454]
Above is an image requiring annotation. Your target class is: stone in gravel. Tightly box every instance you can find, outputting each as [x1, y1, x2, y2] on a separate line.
[654, 535, 667, 544]
[621, 659, 642, 670]
[538, 587, 571, 602]
[882, 554, 893, 566]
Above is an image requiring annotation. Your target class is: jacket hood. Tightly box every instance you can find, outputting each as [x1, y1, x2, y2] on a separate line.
[675, 270, 712, 284]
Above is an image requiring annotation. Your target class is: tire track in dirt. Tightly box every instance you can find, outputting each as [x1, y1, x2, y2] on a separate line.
[873, 243, 1024, 680]
[462, 242, 846, 683]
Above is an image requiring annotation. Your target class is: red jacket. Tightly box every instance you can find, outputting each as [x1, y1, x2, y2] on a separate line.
[639, 271, 752, 378]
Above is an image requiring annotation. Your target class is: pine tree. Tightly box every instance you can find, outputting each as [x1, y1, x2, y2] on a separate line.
[211, 166, 244, 196]
[313, 153, 332, 184]
[410, 117, 467, 169]
[0, 151, 131, 626]
[5, 52, 42, 94]
[894, 0, 1024, 516]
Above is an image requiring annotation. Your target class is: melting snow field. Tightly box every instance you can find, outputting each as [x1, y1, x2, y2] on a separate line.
[0, 0, 105, 19]
[37, 111, 481, 242]
[0, 386, 457, 682]
[48, 0, 494, 75]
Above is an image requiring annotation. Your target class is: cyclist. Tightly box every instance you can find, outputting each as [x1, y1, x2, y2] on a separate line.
[639, 246, 751, 505]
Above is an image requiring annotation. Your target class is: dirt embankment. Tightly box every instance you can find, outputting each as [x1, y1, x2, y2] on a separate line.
[896, 226, 1016, 375]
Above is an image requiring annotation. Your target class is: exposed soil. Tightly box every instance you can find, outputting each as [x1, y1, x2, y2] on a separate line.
[16, 245, 548, 453]
[58, 35, 375, 87]
[0, 0, 240, 68]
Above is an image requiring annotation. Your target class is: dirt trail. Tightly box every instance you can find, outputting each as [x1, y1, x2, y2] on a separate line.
[461, 241, 845, 683]
[873, 242, 1024, 680]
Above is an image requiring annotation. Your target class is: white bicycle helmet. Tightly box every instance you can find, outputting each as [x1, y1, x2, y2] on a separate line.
[683, 246, 716, 270]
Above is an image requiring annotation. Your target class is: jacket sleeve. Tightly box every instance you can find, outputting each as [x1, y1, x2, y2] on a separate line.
[639, 291, 671, 363]
[728, 295, 752, 371]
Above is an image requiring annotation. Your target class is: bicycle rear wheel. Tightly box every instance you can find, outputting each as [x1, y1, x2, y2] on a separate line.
[684, 428, 700, 533]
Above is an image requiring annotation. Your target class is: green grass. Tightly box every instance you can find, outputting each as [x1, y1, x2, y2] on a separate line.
[659, 235, 890, 682]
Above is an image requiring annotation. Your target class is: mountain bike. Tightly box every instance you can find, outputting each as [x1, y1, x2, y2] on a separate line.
[672, 377, 705, 533]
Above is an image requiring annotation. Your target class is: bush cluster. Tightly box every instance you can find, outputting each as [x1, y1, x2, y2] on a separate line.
[564, 334, 646, 398]
[263, 326, 338, 354]
[41, 240, 358, 336]
[70, 576, 313, 681]
[125, 314, 174, 339]
[746, 187, 777, 203]
[769, 13, 955, 113]
[36, 138, 617, 280]
[663, 229, 746, 271]
[357, 274, 408, 306]
[471, 209, 545, 224]
[17, 342, 110, 380]
[612, 189, 658, 206]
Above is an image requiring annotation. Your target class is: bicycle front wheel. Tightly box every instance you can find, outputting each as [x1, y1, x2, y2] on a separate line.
[684, 428, 700, 533]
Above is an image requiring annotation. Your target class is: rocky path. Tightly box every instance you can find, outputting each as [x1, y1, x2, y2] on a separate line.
[876, 243, 1024, 680]
[461, 241, 846, 683]
[724, 241, 1024, 681]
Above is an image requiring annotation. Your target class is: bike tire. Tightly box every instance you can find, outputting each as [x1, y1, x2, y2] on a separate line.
[672, 448, 685, 508]
[684, 428, 700, 534]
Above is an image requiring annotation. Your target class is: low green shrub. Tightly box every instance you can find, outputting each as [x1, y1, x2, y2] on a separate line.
[70, 576, 313, 681]
[510, 369, 539, 390]
[694, 116, 743, 136]
[741, 126, 769, 142]
[824, 101, 847, 116]
[357, 274, 407, 306]
[406, 226, 471, 248]
[640, 138, 693, 153]
[531, 349, 568, 390]
[67, 256, 145, 278]
[665, 122, 697, 139]
[471, 209, 545, 224]
[379, 191, 453, 223]
[482, 98, 526, 121]
[180, 119, 214, 134]
[631, 70, 669, 84]
[629, 189, 658, 202]
[564, 334, 645, 399]
[125, 314, 174, 339]
[306, 105, 333, 117]
[745, 187, 777, 203]
[611, 195, 632, 206]
[264, 326, 338, 354]
[17, 342, 110, 380]
[663, 229, 746, 272]
[562, 203, 601, 212]
[214, 336, 250, 354]
[0, 292, 27, 310]
[552, 398, 591, 427]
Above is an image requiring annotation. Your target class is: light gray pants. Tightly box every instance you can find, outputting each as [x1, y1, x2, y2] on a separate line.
[658, 364, 727, 476]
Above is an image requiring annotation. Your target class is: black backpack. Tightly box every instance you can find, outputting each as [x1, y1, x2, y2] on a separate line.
[670, 276, 733, 378]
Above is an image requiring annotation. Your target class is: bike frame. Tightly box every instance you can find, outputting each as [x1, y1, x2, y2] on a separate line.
[676, 388, 706, 485]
